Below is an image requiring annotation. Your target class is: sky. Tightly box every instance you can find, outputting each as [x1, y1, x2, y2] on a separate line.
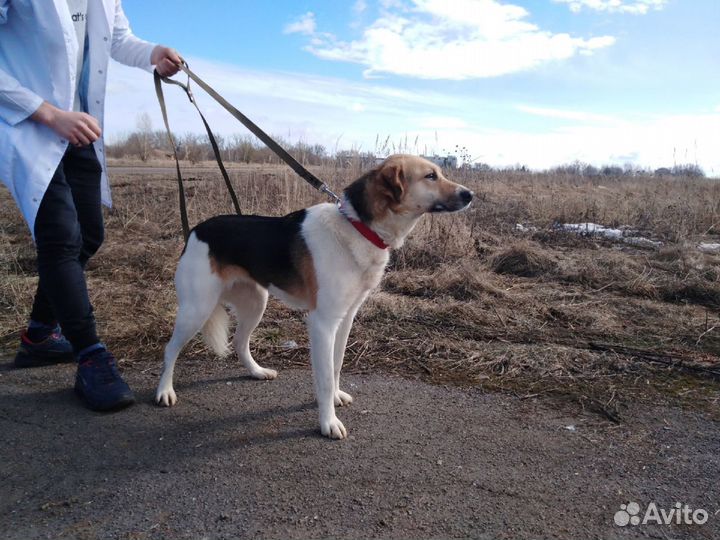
[107, 0, 720, 175]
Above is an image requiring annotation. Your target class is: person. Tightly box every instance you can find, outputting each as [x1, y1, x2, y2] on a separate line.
[0, 0, 181, 411]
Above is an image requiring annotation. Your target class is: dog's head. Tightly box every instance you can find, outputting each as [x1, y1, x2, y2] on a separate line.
[345, 154, 473, 223]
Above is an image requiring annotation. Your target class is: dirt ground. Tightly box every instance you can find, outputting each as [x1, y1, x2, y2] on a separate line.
[2, 163, 720, 539]
[1, 358, 718, 540]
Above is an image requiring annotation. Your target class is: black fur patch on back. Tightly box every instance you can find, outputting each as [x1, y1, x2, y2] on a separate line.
[191, 210, 309, 290]
[343, 170, 374, 223]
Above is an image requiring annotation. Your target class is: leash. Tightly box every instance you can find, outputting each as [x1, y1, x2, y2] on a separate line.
[154, 60, 341, 239]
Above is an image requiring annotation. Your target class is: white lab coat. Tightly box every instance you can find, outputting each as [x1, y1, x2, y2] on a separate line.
[0, 0, 157, 236]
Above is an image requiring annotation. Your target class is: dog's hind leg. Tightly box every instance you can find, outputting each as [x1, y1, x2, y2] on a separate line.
[224, 282, 277, 380]
[156, 296, 224, 406]
[156, 236, 225, 406]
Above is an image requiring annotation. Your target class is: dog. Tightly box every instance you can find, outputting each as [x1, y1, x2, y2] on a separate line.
[155, 154, 473, 439]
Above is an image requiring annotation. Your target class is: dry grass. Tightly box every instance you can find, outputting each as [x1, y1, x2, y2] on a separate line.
[490, 242, 558, 278]
[1, 161, 719, 422]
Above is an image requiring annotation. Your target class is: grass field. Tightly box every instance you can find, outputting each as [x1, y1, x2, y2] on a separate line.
[1, 160, 719, 421]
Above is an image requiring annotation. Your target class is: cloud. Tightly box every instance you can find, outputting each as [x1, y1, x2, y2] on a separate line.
[104, 56, 462, 149]
[103, 57, 720, 177]
[284, 12, 316, 35]
[431, 111, 720, 175]
[408, 119, 719, 177]
[294, 0, 616, 80]
[516, 104, 617, 123]
[353, 0, 368, 14]
[417, 116, 468, 129]
[554, 0, 668, 15]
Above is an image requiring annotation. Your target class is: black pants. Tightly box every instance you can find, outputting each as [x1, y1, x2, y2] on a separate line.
[30, 144, 104, 353]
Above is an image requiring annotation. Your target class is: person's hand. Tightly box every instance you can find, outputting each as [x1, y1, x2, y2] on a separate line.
[31, 102, 101, 146]
[151, 46, 182, 77]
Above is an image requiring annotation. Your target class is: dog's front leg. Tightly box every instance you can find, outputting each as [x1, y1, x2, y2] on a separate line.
[332, 314, 356, 407]
[307, 310, 346, 439]
[332, 293, 368, 407]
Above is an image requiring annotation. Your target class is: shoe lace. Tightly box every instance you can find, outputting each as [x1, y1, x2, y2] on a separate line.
[80, 351, 121, 385]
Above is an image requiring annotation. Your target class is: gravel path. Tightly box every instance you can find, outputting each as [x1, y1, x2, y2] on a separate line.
[1, 360, 718, 539]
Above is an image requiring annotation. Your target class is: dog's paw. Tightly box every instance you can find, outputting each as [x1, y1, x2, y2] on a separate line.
[334, 389, 353, 407]
[320, 416, 347, 440]
[155, 386, 177, 407]
[249, 367, 278, 380]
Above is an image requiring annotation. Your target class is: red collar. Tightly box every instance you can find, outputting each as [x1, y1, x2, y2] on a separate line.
[339, 203, 389, 250]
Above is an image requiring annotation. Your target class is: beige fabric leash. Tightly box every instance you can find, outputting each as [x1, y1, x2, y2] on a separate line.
[154, 60, 341, 239]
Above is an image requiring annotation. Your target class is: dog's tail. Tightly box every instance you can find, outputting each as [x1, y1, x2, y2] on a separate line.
[201, 303, 230, 357]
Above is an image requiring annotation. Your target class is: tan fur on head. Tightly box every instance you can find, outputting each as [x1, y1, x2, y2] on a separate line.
[378, 163, 406, 206]
[373, 154, 471, 217]
[341, 154, 472, 250]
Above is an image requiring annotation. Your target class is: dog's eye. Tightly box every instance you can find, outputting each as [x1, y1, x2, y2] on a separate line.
[425, 172, 438, 180]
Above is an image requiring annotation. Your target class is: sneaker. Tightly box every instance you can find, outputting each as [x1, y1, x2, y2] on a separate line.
[74, 348, 135, 411]
[14, 328, 75, 368]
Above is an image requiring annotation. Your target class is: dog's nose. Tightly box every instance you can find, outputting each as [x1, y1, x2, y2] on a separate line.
[459, 190, 473, 205]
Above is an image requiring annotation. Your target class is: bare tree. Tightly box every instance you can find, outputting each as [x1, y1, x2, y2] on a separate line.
[136, 112, 153, 162]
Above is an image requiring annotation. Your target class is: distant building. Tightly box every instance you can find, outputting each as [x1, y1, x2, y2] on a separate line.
[422, 155, 458, 169]
[472, 162, 493, 172]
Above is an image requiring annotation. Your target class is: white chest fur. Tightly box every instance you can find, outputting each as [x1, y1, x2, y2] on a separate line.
[302, 204, 390, 316]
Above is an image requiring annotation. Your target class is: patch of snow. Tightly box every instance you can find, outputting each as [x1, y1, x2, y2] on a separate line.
[559, 222, 623, 240]
[558, 222, 661, 250]
[623, 237, 663, 249]
[515, 223, 537, 233]
[516, 221, 719, 252]
[698, 243, 720, 254]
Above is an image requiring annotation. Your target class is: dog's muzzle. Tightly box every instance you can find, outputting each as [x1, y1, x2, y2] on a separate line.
[430, 189, 474, 213]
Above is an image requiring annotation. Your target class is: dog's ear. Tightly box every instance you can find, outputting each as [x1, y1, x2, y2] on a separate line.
[377, 163, 405, 205]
